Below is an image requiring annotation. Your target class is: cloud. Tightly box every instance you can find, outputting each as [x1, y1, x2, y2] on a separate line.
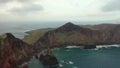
[0, 0, 44, 14]
[102, 0, 120, 12]
[0, 0, 33, 3]
[0, 0, 120, 22]
[0, 0, 11, 3]
[9, 3, 43, 14]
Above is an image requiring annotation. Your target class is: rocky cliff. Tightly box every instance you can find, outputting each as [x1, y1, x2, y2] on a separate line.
[0, 33, 33, 68]
[34, 22, 101, 48]
[34, 22, 120, 48]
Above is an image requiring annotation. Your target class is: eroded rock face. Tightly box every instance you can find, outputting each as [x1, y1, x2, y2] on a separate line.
[34, 22, 102, 48]
[39, 49, 59, 67]
[34, 22, 120, 48]
[0, 33, 33, 68]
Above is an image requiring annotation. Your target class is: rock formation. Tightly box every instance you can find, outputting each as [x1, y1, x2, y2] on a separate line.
[34, 22, 101, 48]
[39, 49, 59, 67]
[0, 33, 33, 68]
[34, 22, 120, 48]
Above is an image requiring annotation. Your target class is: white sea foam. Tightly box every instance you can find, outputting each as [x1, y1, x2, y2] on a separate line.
[20, 62, 28, 67]
[52, 48, 60, 50]
[59, 64, 63, 67]
[65, 46, 81, 49]
[61, 60, 74, 65]
[94, 44, 120, 50]
[69, 61, 74, 64]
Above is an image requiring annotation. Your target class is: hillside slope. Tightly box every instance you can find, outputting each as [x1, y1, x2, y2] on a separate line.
[34, 22, 120, 48]
[34, 22, 103, 48]
[23, 28, 54, 44]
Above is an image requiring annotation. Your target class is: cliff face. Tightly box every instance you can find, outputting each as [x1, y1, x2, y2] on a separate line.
[106, 25, 120, 44]
[34, 22, 102, 48]
[34, 22, 120, 48]
[23, 28, 54, 45]
[0, 33, 33, 68]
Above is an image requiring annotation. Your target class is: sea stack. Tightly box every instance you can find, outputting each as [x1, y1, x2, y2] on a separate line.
[39, 49, 59, 67]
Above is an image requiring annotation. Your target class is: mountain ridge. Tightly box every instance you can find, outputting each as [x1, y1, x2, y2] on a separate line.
[34, 22, 103, 48]
[32, 22, 120, 48]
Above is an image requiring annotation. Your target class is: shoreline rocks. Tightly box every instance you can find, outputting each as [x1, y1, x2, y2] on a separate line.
[38, 49, 59, 67]
[83, 45, 96, 49]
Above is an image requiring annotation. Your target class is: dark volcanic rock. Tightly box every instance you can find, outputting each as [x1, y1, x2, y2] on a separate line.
[0, 33, 33, 68]
[83, 45, 96, 49]
[39, 49, 59, 67]
[55, 22, 83, 32]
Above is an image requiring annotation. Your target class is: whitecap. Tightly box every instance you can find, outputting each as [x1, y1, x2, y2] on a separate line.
[20, 62, 28, 67]
[52, 48, 60, 50]
[93, 44, 120, 50]
[69, 61, 74, 64]
[65, 46, 81, 49]
[59, 64, 63, 67]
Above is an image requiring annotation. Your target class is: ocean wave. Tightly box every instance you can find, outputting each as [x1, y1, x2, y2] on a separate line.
[65, 46, 81, 49]
[60, 60, 74, 65]
[59, 64, 63, 67]
[52, 48, 60, 50]
[69, 61, 74, 64]
[20, 62, 28, 67]
[94, 44, 120, 50]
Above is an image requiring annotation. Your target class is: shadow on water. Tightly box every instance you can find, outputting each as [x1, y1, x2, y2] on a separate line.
[43, 65, 59, 68]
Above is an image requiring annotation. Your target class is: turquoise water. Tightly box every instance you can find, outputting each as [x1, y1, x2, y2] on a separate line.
[28, 46, 120, 68]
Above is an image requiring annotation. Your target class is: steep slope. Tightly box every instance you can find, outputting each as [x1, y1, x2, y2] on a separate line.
[23, 23, 118, 45]
[0, 33, 33, 68]
[34, 22, 102, 48]
[108, 25, 120, 43]
[24, 22, 120, 49]
[23, 28, 54, 44]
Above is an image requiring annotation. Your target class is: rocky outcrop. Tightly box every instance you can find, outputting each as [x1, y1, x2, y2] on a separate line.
[34, 22, 120, 48]
[83, 45, 96, 49]
[34, 22, 102, 48]
[0, 33, 33, 68]
[39, 49, 59, 67]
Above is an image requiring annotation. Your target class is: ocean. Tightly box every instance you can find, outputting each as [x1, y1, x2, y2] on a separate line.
[1, 23, 120, 68]
[0, 22, 63, 39]
[27, 45, 120, 68]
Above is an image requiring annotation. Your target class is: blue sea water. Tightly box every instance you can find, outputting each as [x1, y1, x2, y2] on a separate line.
[0, 22, 63, 39]
[27, 46, 120, 68]
[1, 23, 120, 68]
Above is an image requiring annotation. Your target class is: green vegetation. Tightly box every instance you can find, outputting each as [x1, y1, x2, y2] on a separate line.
[23, 23, 120, 47]
[54, 32, 88, 44]
[80, 24, 118, 30]
[23, 28, 54, 44]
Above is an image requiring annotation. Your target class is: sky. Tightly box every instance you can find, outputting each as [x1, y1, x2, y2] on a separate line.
[0, 0, 120, 25]
[0, 0, 120, 38]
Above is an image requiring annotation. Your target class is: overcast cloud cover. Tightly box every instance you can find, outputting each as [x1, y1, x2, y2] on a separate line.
[0, 0, 120, 24]
[102, 0, 120, 11]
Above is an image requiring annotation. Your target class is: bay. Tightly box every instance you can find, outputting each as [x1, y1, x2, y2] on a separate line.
[27, 46, 120, 68]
